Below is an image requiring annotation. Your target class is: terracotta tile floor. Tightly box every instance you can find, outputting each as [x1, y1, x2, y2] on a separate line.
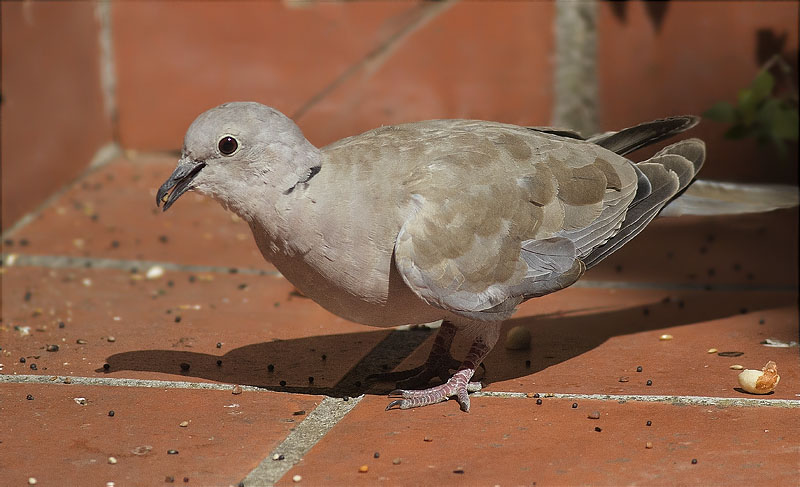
[2, 155, 798, 486]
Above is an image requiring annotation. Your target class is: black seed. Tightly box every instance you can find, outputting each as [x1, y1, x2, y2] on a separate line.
[278, 454, 285, 460]
[293, 410, 306, 416]
[228, 268, 238, 274]
[20, 357, 26, 363]
[267, 364, 274, 372]
[646, 420, 652, 426]
[321, 354, 327, 361]
[642, 308, 650, 316]
[183, 478, 189, 483]
[174, 316, 182, 323]
[165, 476, 175, 483]
[572, 403, 578, 408]
[525, 359, 531, 368]
[26, 394, 34, 400]
[595, 427, 602, 432]
[158, 235, 169, 243]
[717, 351, 744, 357]
[189, 275, 196, 283]
[46, 344, 59, 352]
[343, 396, 349, 401]
[691, 458, 697, 464]
[19, 238, 29, 246]
[58, 322, 65, 328]
[111, 240, 120, 248]
[216, 342, 222, 348]
[374, 452, 380, 459]
[279, 380, 286, 386]
[3, 239, 12, 246]
[453, 469, 465, 474]
[24, 291, 32, 302]
[758, 319, 765, 325]
[536, 399, 542, 405]
[309, 377, 316, 384]
[237, 283, 247, 290]
[216, 360, 222, 366]
[103, 363, 110, 370]
[90, 214, 99, 221]
[167, 449, 179, 455]
[646, 380, 653, 386]
[533, 393, 540, 398]
[108, 410, 115, 417]
[636, 366, 642, 372]
[167, 280, 174, 287]
[130, 267, 139, 274]
[30, 363, 37, 370]
[180, 362, 190, 371]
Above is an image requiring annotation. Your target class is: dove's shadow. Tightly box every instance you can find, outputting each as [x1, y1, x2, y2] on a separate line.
[99, 288, 795, 397]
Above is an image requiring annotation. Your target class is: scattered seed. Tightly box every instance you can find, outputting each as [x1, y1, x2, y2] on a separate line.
[26, 394, 34, 400]
[63, 377, 72, 384]
[292, 410, 306, 416]
[167, 449, 179, 455]
[58, 322, 65, 328]
[165, 476, 175, 483]
[321, 354, 327, 360]
[46, 344, 59, 352]
[525, 359, 531, 368]
[180, 363, 190, 371]
[691, 459, 697, 464]
[646, 380, 653, 386]
[636, 366, 643, 372]
[392, 458, 401, 465]
[533, 393, 540, 398]
[216, 360, 222, 366]
[642, 308, 650, 316]
[730, 364, 744, 370]
[30, 363, 37, 370]
[158, 235, 169, 243]
[659, 334, 673, 341]
[20, 357, 26, 363]
[343, 396, 349, 401]
[108, 456, 117, 464]
[272, 453, 281, 461]
[594, 427, 602, 432]
[103, 363, 110, 370]
[572, 403, 578, 408]
[108, 410, 115, 417]
[526, 392, 536, 398]
[536, 399, 542, 405]
[423, 437, 433, 442]
[707, 348, 718, 354]
[645, 442, 653, 449]
[453, 468, 465, 474]
[267, 364, 274, 372]
[279, 380, 287, 386]
[179, 421, 189, 427]
[28, 478, 37, 485]
[373, 452, 380, 459]
[588, 411, 600, 419]
[232, 385, 242, 395]
[174, 316, 182, 323]
[358, 465, 369, 473]
[618, 377, 629, 382]
[646, 420, 652, 426]
[77, 339, 88, 344]
[718, 351, 744, 357]
[24, 291, 32, 302]
[183, 478, 189, 483]
[758, 319, 765, 325]
[107, 336, 116, 343]
[292, 475, 301, 483]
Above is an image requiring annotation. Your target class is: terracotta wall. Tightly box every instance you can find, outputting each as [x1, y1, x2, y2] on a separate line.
[2, 1, 797, 231]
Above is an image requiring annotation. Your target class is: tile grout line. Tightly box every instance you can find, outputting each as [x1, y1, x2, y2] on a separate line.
[241, 395, 363, 487]
[3, 374, 798, 408]
[3, 253, 797, 293]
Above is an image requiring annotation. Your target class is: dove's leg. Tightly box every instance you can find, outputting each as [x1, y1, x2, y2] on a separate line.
[386, 323, 499, 412]
[366, 321, 460, 388]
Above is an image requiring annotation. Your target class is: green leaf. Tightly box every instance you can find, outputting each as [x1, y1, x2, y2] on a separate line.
[737, 88, 758, 125]
[772, 106, 799, 141]
[723, 124, 752, 140]
[703, 102, 736, 123]
[750, 70, 775, 102]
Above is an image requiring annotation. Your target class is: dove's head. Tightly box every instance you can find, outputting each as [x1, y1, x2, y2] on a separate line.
[156, 102, 320, 216]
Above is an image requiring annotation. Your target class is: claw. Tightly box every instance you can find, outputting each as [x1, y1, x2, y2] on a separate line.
[386, 399, 405, 411]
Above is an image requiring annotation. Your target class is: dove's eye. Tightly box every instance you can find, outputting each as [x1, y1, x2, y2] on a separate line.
[218, 136, 238, 156]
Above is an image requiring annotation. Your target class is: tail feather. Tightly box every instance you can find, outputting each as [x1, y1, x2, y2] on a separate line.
[588, 116, 699, 156]
[660, 180, 799, 217]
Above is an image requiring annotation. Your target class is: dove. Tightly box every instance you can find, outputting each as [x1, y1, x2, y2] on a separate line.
[157, 102, 706, 412]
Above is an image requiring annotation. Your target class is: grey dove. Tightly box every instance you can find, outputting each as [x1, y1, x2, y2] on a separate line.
[157, 102, 705, 412]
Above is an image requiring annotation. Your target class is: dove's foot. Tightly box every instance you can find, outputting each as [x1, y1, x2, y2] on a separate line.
[366, 320, 459, 389]
[387, 370, 483, 412]
[384, 326, 496, 412]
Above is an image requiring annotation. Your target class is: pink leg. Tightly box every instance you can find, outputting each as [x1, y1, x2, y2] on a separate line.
[367, 321, 460, 388]
[386, 323, 499, 412]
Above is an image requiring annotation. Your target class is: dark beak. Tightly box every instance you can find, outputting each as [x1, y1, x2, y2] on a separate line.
[156, 159, 206, 211]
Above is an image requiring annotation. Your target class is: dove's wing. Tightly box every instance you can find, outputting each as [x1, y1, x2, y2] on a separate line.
[388, 122, 641, 320]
